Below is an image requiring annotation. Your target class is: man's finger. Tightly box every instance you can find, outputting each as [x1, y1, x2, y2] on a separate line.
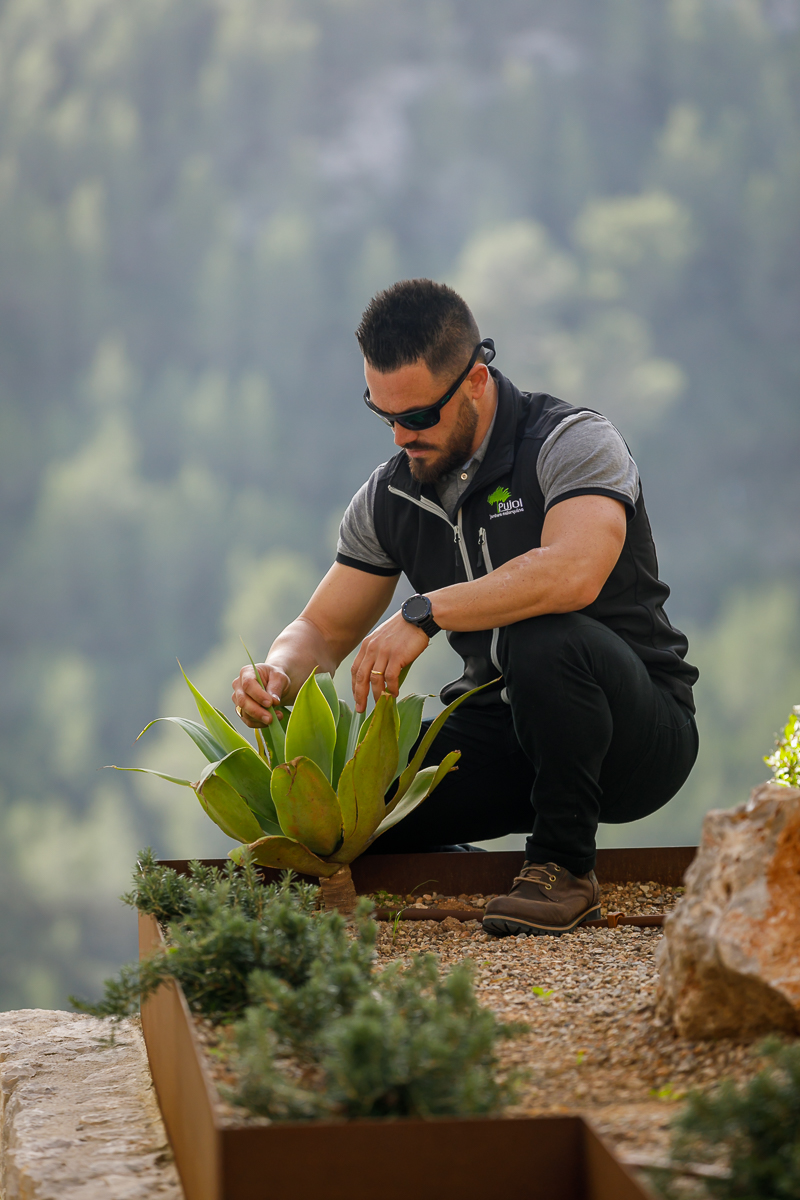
[352, 646, 378, 713]
[382, 659, 401, 698]
[369, 661, 390, 705]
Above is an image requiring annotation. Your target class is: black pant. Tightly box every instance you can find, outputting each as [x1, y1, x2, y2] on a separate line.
[372, 613, 699, 876]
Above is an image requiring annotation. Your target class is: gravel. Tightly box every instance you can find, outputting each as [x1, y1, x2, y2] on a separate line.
[374, 884, 767, 1181]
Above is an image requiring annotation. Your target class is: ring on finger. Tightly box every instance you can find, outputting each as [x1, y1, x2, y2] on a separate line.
[370, 669, 384, 676]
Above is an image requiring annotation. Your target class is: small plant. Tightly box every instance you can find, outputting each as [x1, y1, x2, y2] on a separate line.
[233, 955, 523, 1121]
[73, 855, 522, 1124]
[72, 852, 364, 1024]
[530, 985, 554, 1001]
[112, 666, 493, 912]
[650, 1083, 685, 1102]
[655, 1038, 800, 1199]
[764, 706, 800, 788]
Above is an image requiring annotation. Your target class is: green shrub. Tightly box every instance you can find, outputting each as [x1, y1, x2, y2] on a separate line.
[764, 707, 800, 788]
[72, 850, 362, 1023]
[72, 852, 521, 1122]
[656, 1039, 800, 1199]
[232, 955, 521, 1121]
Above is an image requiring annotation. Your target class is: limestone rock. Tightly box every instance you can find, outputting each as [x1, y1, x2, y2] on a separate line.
[656, 781, 800, 1039]
[0, 1009, 183, 1200]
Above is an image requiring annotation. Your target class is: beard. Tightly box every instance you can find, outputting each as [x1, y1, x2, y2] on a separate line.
[406, 396, 479, 484]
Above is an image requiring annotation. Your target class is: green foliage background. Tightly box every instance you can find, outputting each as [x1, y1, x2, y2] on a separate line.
[0, 0, 798, 1008]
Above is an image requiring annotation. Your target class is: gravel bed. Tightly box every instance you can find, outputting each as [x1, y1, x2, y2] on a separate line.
[375, 913, 765, 1184]
[367, 880, 685, 917]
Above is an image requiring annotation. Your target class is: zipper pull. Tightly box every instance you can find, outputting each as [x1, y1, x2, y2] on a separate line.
[478, 528, 486, 547]
[453, 525, 460, 544]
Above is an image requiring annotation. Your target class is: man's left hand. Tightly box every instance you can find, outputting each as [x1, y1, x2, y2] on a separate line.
[351, 611, 430, 711]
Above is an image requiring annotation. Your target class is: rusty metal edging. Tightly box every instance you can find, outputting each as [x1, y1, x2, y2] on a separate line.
[159, 846, 696, 892]
[138, 910, 654, 1200]
[139, 913, 222, 1200]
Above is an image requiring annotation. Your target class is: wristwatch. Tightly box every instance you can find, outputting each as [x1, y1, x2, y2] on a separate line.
[401, 594, 441, 639]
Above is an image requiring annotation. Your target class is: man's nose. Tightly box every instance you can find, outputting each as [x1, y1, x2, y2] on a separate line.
[393, 423, 417, 448]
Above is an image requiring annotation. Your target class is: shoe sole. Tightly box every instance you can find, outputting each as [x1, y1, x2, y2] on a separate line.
[481, 906, 601, 938]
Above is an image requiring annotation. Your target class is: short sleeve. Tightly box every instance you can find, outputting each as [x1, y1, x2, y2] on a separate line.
[336, 467, 400, 576]
[537, 411, 639, 517]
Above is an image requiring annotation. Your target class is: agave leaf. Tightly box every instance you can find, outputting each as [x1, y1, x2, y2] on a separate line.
[136, 716, 226, 764]
[262, 706, 287, 767]
[331, 693, 399, 861]
[393, 693, 426, 782]
[373, 751, 460, 837]
[357, 708, 374, 745]
[196, 772, 264, 844]
[392, 678, 500, 808]
[107, 765, 194, 787]
[270, 756, 343, 857]
[344, 707, 367, 763]
[284, 671, 337, 782]
[180, 664, 261, 759]
[231, 834, 340, 877]
[315, 672, 340, 724]
[207, 748, 281, 835]
[332, 700, 353, 791]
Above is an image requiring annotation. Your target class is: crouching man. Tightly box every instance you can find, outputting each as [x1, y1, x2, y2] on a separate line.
[232, 279, 698, 937]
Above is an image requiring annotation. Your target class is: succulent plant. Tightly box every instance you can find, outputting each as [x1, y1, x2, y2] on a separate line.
[112, 667, 486, 911]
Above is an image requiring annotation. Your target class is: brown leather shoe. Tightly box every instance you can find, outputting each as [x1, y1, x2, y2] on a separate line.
[482, 861, 600, 937]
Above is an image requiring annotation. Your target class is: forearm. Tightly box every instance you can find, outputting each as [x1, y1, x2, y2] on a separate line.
[429, 496, 628, 632]
[266, 616, 352, 703]
[430, 545, 592, 632]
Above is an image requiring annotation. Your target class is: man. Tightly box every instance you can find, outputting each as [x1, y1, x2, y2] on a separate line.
[232, 279, 698, 937]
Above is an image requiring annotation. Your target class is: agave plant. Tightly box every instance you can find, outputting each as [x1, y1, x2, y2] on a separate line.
[112, 667, 486, 912]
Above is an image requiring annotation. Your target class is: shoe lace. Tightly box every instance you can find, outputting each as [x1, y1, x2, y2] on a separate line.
[513, 863, 561, 892]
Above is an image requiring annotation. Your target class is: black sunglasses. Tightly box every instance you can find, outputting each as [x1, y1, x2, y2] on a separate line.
[363, 338, 496, 431]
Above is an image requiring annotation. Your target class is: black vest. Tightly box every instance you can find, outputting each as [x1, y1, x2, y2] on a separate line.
[372, 370, 698, 712]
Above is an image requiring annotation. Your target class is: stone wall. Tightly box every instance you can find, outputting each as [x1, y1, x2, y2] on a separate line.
[0, 1010, 183, 1200]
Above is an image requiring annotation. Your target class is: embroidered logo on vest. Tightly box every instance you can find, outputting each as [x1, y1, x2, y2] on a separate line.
[488, 485, 524, 518]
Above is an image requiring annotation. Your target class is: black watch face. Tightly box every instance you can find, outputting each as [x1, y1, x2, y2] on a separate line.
[404, 594, 430, 622]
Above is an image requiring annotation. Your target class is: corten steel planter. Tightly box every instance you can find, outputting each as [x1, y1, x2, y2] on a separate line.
[138, 850, 690, 1200]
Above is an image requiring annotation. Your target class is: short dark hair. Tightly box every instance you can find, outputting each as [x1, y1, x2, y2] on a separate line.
[356, 279, 482, 377]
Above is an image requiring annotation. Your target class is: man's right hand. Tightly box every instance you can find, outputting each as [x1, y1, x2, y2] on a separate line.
[231, 663, 289, 728]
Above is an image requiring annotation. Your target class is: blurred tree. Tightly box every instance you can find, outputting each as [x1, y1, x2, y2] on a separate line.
[0, 0, 797, 1006]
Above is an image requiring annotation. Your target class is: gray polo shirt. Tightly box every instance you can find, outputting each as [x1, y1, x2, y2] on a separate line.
[337, 409, 639, 573]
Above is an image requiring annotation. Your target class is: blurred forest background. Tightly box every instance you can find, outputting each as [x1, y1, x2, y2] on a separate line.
[0, 0, 798, 1010]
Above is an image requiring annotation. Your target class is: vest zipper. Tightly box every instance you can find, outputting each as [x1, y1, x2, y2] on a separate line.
[478, 528, 502, 674]
[455, 507, 474, 581]
[387, 485, 476, 581]
[386, 483, 504, 687]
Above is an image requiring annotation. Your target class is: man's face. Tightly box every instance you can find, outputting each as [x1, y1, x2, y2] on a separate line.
[363, 357, 488, 484]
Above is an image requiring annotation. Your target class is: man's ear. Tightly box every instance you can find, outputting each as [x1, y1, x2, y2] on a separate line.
[467, 362, 491, 401]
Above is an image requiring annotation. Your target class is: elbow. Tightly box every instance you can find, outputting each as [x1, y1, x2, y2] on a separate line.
[559, 574, 605, 612]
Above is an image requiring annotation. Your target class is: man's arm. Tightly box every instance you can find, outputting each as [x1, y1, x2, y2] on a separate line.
[232, 564, 399, 727]
[432, 493, 627, 628]
[351, 494, 626, 709]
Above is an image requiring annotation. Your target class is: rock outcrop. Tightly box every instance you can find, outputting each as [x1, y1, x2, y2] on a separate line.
[0, 1009, 183, 1200]
[656, 781, 800, 1039]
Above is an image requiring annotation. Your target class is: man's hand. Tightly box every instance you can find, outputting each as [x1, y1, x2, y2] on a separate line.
[351, 611, 430, 711]
[231, 662, 289, 728]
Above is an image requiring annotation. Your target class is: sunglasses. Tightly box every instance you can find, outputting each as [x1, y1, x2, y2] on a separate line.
[363, 338, 496, 431]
